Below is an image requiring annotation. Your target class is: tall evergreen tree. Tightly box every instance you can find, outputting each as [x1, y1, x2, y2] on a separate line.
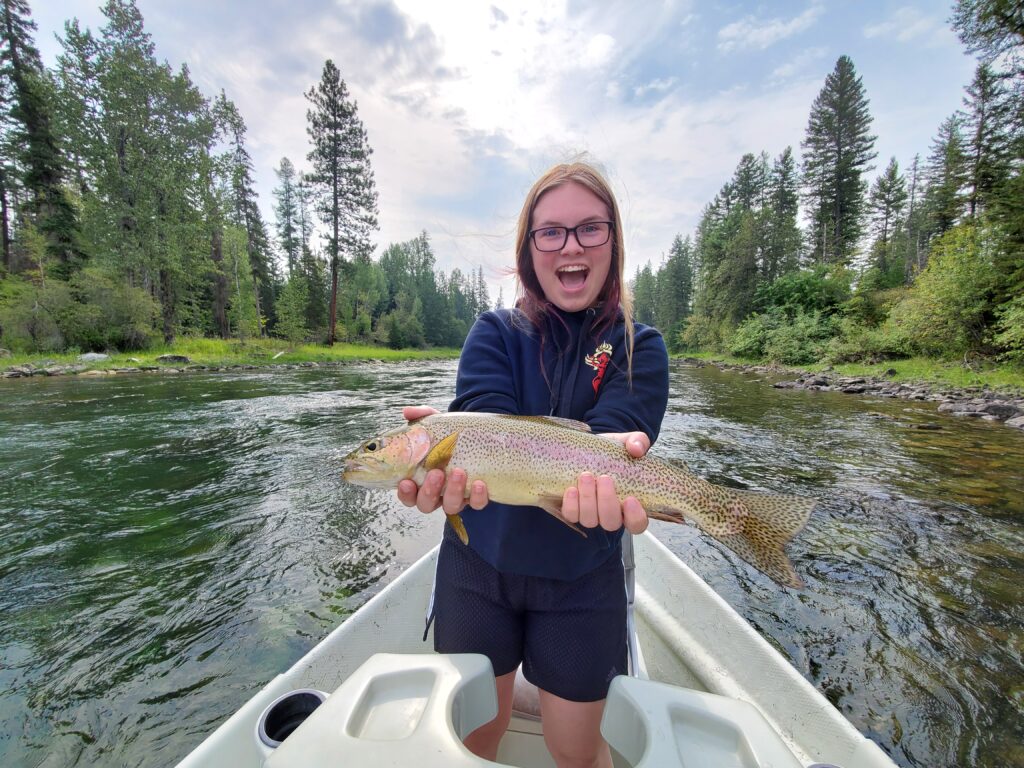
[631, 261, 656, 326]
[764, 146, 802, 280]
[951, 0, 1024, 77]
[273, 157, 301, 276]
[952, 0, 1024, 305]
[305, 59, 378, 345]
[0, 0, 83, 276]
[867, 157, 908, 279]
[801, 55, 877, 265]
[214, 92, 273, 334]
[903, 154, 928, 277]
[925, 115, 969, 238]
[961, 62, 1010, 217]
[654, 234, 694, 340]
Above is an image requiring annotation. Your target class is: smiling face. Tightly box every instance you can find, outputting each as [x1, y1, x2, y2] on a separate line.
[529, 181, 613, 313]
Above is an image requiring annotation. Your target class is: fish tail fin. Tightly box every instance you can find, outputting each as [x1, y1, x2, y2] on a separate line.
[715, 488, 813, 588]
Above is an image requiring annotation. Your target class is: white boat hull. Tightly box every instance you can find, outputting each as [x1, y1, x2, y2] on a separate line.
[177, 532, 897, 768]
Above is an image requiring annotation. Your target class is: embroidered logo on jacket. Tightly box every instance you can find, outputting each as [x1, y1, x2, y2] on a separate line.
[584, 342, 613, 395]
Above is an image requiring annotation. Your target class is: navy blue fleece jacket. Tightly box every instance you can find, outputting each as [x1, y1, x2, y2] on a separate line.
[448, 307, 669, 580]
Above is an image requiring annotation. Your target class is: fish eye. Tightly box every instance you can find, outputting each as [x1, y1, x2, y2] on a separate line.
[365, 440, 379, 452]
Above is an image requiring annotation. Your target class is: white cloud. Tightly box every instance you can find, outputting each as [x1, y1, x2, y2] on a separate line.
[863, 7, 955, 47]
[770, 46, 828, 82]
[31, 0, 973, 298]
[717, 3, 823, 52]
[634, 77, 678, 98]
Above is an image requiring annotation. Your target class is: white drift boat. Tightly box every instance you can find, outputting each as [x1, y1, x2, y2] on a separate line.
[177, 532, 898, 768]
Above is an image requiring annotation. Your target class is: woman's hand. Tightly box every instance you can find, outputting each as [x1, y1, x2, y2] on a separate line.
[395, 406, 489, 514]
[561, 431, 651, 535]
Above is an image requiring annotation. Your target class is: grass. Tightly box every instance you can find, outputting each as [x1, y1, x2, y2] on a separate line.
[0, 337, 461, 372]
[674, 350, 1024, 394]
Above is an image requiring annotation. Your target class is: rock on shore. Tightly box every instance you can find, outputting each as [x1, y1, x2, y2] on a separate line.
[677, 358, 1024, 432]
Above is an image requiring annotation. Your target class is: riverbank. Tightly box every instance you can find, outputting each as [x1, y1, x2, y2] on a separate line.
[679, 353, 1024, 431]
[0, 338, 460, 379]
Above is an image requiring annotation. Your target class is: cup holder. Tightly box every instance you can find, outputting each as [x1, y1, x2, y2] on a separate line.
[257, 689, 328, 749]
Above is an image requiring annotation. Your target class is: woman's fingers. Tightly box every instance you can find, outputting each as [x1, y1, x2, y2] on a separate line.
[596, 475, 621, 531]
[415, 468, 446, 513]
[468, 480, 489, 510]
[565, 472, 650, 533]
[403, 405, 439, 422]
[600, 431, 651, 458]
[397, 478, 419, 507]
[442, 469, 468, 515]
[577, 472, 598, 528]
[622, 496, 649, 534]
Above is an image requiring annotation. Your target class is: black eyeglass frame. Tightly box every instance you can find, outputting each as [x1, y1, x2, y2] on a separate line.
[528, 221, 614, 252]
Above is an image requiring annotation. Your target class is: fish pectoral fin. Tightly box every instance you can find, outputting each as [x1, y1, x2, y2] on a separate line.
[425, 432, 459, 472]
[537, 495, 588, 538]
[446, 513, 469, 545]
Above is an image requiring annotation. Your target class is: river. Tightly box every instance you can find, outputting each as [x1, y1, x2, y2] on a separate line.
[0, 360, 1021, 768]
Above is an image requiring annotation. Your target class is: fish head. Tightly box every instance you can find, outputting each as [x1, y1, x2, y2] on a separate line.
[342, 423, 434, 488]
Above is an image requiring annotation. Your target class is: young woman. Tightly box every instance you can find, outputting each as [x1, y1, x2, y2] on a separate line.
[398, 160, 669, 768]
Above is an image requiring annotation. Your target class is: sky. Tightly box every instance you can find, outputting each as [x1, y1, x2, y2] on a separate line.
[32, 1, 977, 303]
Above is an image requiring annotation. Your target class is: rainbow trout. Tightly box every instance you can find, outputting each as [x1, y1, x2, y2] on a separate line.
[342, 412, 813, 587]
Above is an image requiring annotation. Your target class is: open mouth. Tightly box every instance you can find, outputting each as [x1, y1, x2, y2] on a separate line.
[557, 264, 589, 290]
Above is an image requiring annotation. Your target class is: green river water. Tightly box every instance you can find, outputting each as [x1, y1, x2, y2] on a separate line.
[0, 360, 1021, 767]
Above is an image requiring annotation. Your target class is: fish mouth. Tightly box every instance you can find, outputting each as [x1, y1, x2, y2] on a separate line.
[556, 264, 589, 290]
[342, 459, 399, 489]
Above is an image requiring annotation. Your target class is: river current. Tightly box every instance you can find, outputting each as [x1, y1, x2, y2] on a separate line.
[0, 360, 1021, 767]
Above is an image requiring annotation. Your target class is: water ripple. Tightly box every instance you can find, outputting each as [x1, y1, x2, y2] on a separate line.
[1, 360, 1022, 767]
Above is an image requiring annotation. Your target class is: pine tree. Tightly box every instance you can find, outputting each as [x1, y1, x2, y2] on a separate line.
[962, 62, 1010, 217]
[951, 0, 1024, 78]
[0, 0, 83, 276]
[925, 115, 969, 237]
[654, 235, 694, 339]
[764, 147, 802, 280]
[801, 55, 877, 265]
[215, 92, 273, 334]
[867, 157, 908, 280]
[631, 261, 656, 326]
[305, 59, 378, 345]
[952, 0, 1024, 306]
[273, 157, 301, 276]
[903, 154, 928, 277]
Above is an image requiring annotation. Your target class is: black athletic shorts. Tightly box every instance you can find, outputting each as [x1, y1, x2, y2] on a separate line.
[432, 536, 628, 702]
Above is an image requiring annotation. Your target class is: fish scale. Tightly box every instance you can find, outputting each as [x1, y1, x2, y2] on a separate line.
[342, 412, 814, 587]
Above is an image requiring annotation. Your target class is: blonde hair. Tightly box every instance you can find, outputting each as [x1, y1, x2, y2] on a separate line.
[513, 159, 636, 378]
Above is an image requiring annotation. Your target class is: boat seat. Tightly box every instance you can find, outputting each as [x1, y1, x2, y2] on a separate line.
[263, 653, 501, 768]
[601, 675, 805, 768]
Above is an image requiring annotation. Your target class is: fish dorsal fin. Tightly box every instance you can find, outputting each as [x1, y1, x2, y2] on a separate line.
[521, 416, 592, 432]
[425, 432, 459, 471]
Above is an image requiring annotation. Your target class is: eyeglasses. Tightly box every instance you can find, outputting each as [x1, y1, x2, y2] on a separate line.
[529, 221, 613, 252]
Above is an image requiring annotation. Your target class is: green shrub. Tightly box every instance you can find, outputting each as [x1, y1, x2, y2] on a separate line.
[823, 317, 912, 364]
[754, 265, 851, 315]
[0, 276, 70, 351]
[0, 269, 160, 352]
[728, 312, 777, 359]
[677, 313, 728, 351]
[886, 223, 997, 358]
[993, 295, 1024, 363]
[274, 276, 310, 345]
[65, 268, 161, 350]
[762, 310, 834, 365]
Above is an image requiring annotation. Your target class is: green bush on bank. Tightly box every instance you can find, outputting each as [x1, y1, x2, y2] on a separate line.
[885, 224, 997, 358]
[728, 308, 835, 365]
[0, 270, 160, 353]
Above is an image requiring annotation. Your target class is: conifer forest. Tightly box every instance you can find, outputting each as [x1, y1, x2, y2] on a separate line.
[1, 0, 1022, 367]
